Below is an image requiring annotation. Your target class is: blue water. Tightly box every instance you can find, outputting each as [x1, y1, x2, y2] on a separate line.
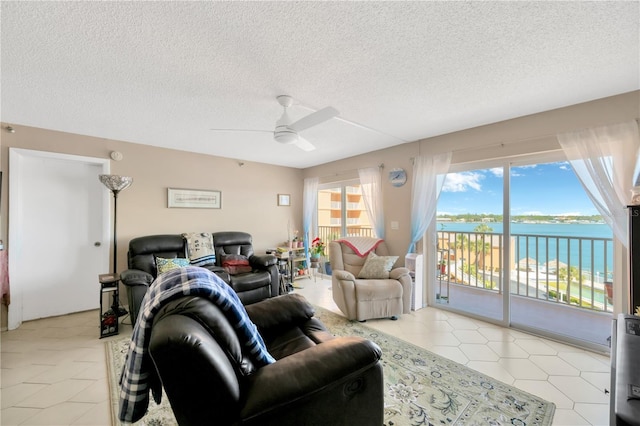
[437, 221, 612, 238]
[436, 221, 614, 281]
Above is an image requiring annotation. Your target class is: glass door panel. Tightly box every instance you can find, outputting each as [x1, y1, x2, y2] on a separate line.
[318, 182, 374, 266]
[509, 161, 613, 347]
[317, 185, 342, 243]
[317, 182, 373, 242]
[435, 167, 505, 322]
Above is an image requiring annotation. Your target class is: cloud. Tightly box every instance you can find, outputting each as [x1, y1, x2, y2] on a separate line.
[489, 167, 503, 177]
[442, 172, 484, 192]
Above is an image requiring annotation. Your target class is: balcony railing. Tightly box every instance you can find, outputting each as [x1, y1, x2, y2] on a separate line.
[437, 231, 614, 313]
[317, 226, 374, 245]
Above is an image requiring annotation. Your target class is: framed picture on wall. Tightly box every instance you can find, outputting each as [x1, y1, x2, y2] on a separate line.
[168, 188, 221, 209]
[277, 194, 290, 206]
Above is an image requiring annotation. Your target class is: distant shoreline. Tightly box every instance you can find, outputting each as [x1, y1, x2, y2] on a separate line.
[437, 219, 606, 225]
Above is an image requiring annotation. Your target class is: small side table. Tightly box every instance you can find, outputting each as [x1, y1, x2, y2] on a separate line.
[276, 256, 293, 294]
[309, 256, 325, 282]
[99, 273, 120, 338]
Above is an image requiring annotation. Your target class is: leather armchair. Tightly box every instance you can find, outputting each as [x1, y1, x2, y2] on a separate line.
[120, 234, 188, 322]
[148, 293, 384, 426]
[121, 234, 230, 322]
[329, 240, 412, 321]
[212, 231, 279, 305]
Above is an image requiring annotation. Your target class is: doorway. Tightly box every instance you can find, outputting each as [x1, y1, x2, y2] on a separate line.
[8, 148, 110, 329]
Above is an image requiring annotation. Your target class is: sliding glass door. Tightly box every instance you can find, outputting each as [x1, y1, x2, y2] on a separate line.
[434, 156, 613, 348]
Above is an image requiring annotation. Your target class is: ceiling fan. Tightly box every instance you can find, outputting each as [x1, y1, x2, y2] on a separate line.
[211, 95, 339, 151]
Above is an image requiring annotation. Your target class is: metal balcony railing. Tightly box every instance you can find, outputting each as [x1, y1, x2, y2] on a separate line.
[436, 231, 614, 312]
[317, 226, 374, 244]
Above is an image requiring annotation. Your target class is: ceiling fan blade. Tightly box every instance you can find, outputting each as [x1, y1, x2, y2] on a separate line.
[289, 106, 339, 132]
[294, 137, 316, 152]
[210, 128, 271, 133]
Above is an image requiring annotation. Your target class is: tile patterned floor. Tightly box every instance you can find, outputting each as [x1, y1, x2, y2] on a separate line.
[1, 278, 611, 425]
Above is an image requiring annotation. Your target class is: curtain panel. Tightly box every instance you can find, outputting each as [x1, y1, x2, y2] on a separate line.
[557, 120, 640, 248]
[302, 177, 319, 261]
[408, 152, 452, 253]
[358, 167, 385, 239]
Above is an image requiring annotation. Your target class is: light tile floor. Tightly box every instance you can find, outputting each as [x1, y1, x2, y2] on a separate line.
[1, 278, 611, 425]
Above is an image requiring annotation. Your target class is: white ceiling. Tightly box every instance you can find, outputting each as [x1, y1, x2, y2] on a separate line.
[1, 1, 638, 169]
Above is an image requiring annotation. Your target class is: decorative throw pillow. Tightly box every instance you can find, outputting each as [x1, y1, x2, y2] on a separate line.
[357, 251, 398, 279]
[182, 232, 216, 266]
[221, 254, 252, 275]
[156, 256, 190, 275]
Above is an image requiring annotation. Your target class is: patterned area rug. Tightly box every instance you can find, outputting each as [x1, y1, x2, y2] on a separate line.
[105, 307, 555, 425]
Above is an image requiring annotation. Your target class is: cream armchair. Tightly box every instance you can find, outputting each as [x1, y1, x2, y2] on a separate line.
[329, 239, 412, 321]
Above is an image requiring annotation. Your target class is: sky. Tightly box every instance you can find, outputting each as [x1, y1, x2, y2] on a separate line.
[437, 161, 600, 217]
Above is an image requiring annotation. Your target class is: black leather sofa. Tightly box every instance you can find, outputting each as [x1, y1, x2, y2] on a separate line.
[121, 232, 278, 322]
[148, 293, 384, 425]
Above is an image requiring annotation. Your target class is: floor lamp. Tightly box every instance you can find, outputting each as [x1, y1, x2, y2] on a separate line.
[99, 174, 133, 316]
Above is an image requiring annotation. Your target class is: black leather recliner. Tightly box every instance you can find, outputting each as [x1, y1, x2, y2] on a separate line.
[120, 234, 230, 322]
[120, 235, 189, 322]
[148, 293, 384, 426]
[212, 231, 279, 305]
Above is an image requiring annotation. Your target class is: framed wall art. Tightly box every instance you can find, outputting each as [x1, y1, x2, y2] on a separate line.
[168, 188, 221, 209]
[277, 194, 290, 206]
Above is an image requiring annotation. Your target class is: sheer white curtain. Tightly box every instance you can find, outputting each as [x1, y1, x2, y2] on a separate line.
[302, 177, 319, 260]
[557, 120, 640, 248]
[358, 167, 384, 239]
[408, 152, 452, 253]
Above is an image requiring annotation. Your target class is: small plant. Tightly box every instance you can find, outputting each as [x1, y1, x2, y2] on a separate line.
[310, 237, 326, 257]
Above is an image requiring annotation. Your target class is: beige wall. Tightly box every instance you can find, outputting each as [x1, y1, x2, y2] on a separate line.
[1, 90, 638, 326]
[0, 126, 305, 325]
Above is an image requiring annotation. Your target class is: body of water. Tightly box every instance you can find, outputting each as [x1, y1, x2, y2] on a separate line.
[437, 221, 612, 239]
[436, 221, 614, 282]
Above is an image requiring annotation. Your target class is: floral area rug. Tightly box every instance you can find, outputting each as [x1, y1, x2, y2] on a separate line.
[314, 307, 555, 426]
[106, 307, 555, 426]
[105, 338, 176, 426]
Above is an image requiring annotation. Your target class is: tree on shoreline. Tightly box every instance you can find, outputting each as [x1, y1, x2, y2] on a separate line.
[437, 213, 604, 223]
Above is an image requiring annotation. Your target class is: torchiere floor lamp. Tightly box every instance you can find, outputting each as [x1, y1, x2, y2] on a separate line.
[99, 174, 133, 317]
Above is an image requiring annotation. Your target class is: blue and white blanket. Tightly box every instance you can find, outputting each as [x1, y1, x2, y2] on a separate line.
[118, 266, 275, 423]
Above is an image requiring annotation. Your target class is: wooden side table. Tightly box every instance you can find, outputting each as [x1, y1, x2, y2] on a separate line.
[99, 273, 120, 338]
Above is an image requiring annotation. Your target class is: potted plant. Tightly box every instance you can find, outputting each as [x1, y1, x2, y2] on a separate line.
[310, 237, 325, 260]
[438, 260, 447, 275]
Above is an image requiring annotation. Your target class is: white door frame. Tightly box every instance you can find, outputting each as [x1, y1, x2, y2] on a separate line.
[8, 148, 110, 330]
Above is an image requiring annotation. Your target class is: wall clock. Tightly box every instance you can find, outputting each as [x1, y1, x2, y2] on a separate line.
[388, 168, 407, 187]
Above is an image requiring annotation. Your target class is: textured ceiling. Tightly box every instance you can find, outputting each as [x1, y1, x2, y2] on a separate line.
[1, 1, 638, 168]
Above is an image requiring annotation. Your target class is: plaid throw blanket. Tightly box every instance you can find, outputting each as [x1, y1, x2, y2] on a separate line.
[118, 266, 275, 423]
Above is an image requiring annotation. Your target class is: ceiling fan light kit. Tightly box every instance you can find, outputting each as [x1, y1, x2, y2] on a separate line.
[274, 128, 298, 145]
